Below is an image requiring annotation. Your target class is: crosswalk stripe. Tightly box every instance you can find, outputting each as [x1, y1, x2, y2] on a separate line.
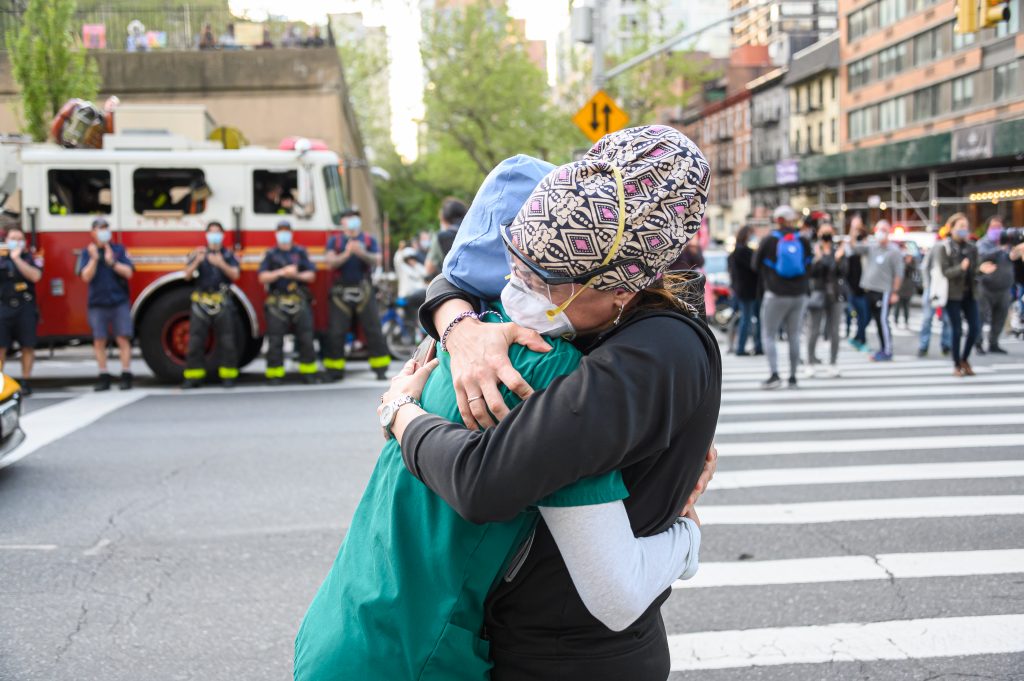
[724, 374, 1023, 390]
[716, 412, 1024, 435]
[700, 495, 1024, 525]
[724, 433, 1024, 456]
[720, 396, 1024, 415]
[667, 614, 1024, 671]
[711, 460, 1024, 489]
[672, 548, 1024, 589]
[722, 365, 997, 382]
[722, 383, 1024, 402]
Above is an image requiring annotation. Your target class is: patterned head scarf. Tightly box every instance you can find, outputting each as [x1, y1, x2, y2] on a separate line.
[506, 125, 710, 292]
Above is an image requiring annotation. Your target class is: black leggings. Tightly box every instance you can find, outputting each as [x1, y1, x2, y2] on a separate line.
[945, 295, 980, 366]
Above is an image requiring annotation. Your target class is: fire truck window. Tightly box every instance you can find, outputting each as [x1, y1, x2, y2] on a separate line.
[133, 168, 208, 215]
[47, 169, 112, 215]
[253, 170, 297, 215]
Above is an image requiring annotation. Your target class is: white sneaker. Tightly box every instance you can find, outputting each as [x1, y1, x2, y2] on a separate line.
[800, 365, 817, 379]
[822, 365, 841, 378]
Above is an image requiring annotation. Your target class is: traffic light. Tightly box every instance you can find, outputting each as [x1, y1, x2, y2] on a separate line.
[955, 0, 978, 33]
[979, 0, 1011, 29]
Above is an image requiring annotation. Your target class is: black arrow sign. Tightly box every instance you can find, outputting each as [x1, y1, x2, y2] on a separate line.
[590, 102, 599, 131]
[602, 104, 612, 132]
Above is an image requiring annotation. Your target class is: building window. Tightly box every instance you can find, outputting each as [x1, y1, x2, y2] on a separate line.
[818, 121, 824, 149]
[253, 169, 298, 215]
[994, 61, 1020, 101]
[831, 117, 837, 144]
[831, 74, 837, 99]
[806, 125, 812, 151]
[912, 84, 940, 121]
[848, 58, 872, 90]
[133, 168, 207, 215]
[47, 169, 112, 215]
[795, 128, 801, 150]
[951, 74, 974, 110]
[952, 27, 975, 51]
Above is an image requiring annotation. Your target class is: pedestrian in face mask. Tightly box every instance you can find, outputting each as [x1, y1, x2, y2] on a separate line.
[181, 222, 242, 388]
[937, 213, 981, 376]
[77, 218, 135, 391]
[0, 227, 43, 395]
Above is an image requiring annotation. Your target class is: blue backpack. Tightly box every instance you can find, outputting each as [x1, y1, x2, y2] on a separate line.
[766, 230, 807, 279]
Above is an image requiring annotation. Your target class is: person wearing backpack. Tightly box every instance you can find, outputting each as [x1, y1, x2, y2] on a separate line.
[755, 205, 813, 389]
[853, 220, 904, 362]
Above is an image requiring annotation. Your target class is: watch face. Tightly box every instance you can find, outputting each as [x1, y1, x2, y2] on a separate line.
[379, 403, 395, 428]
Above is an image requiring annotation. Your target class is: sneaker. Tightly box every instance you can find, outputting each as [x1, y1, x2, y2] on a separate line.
[182, 379, 202, 390]
[787, 376, 799, 389]
[989, 345, 1008, 354]
[18, 380, 31, 397]
[302, 373, 320, 385]
[917, 348, 928, 358]
[327, 369, 346, 382]
[975, 344, 987, 356]
[761, 374, 782, 390]
[847, 338, 862, 350]
[753, 349, 764, 356]
[859, 342, 872, 353]
[119, 372, 133, 391]
[800, 365, 817, 379]
[871, 351, 893, 362]
[221, 378, 236, 389]
[735, 351, 750, 357]
[267, 377, 283, 387]
[822, 365, 841, 378]
[94, 373, 112, 392]
[941, 347, 951, 357]
[374, 367, 389, 381]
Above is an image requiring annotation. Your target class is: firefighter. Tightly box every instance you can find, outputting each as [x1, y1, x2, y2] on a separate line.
[0, 226, 43, 396]
[258, 220, 318, 385]
[182, 221, 241, 389]
[323, 207, 390, 381]
[78, 217, 135, 391]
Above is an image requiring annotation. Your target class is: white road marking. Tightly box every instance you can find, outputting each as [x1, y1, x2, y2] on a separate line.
[82, 538, 112, 556]
[7, 391, 148, 468]
[0, 544, 58, 551]
[674, 548, 1024, 589]
[699, 495, 1024, 525]
[711, 460, 1024, 489]
[724, 373, 1023, 391]
[721, 383, 1024, 402]
[716, 412, 1024, 435]
[668, 614, 1024, 670]
[724, 433, 1024, 457]
[723, 365, 996, 382]
[720, 396, 1024, 415]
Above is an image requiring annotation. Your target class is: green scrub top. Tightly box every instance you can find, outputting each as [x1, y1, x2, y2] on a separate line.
[294, 311, 628, 681]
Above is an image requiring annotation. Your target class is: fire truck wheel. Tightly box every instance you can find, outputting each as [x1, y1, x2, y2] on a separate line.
[138, 287, 250, 383]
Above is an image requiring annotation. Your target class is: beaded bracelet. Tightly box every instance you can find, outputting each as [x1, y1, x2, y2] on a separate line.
[440, 311, 479, 354]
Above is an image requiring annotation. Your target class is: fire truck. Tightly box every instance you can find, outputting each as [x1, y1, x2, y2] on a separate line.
[0, 129, 356, 382]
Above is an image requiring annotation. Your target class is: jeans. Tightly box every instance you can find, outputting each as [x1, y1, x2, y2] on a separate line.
[848, 294, 869, 344]
[946, 295, 981, 366]
[761, 292, 806, 378]
[918, 290, 952, 352]
[807, 301, 843, 365]
[735, 296, 762, 354]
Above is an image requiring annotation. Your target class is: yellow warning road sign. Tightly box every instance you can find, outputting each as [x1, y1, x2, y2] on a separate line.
[572, 91, 630, 144]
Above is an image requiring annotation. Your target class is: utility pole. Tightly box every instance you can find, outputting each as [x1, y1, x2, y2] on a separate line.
[592, 0, 606, 91]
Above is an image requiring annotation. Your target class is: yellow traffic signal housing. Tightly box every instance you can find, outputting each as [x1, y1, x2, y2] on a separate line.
[980, 0, 1011, 29]
[956, 0, 979, 33]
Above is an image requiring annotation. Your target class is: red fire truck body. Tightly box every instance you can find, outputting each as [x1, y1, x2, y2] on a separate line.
[3, 132, 353, 381]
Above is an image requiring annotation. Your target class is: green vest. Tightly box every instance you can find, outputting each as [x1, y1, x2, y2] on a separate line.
[294, 311, 627, 681]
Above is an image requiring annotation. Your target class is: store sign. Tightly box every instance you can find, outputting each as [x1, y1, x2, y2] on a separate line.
[775, 159, 799, 185]
[952, 124, 994, 162]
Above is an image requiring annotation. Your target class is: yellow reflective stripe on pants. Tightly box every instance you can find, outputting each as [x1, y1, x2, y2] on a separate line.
[265, 366, 286, 379]
[218, 367, 239, 379]
[323, 358, 347, 370]
[183, 368, 206, 380]
[368, 355, 391, 369]
[298, 362, 319, 375]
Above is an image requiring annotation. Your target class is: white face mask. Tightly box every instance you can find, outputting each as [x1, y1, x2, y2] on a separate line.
[500, 274, 575, 339]
[97, 228, 112, 244]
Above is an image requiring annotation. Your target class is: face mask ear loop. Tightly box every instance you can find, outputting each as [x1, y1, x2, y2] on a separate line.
[545, 165, 628, 321]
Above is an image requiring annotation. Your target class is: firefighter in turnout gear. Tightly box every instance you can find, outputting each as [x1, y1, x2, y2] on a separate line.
[182, 221, 241, 389]
[258, 220, 319, 385]
[323, 207, 390, 381]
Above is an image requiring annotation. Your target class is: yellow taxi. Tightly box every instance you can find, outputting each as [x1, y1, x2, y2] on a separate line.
[0, 372, 25, 469]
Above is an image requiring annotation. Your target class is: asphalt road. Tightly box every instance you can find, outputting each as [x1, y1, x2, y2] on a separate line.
[1, 308, 1023, 681]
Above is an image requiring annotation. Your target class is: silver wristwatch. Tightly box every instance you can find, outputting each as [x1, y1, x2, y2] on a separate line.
[379, 394, 420, 440]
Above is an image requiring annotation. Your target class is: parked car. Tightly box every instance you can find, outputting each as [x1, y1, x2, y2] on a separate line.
[0, 372, 25, 470]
